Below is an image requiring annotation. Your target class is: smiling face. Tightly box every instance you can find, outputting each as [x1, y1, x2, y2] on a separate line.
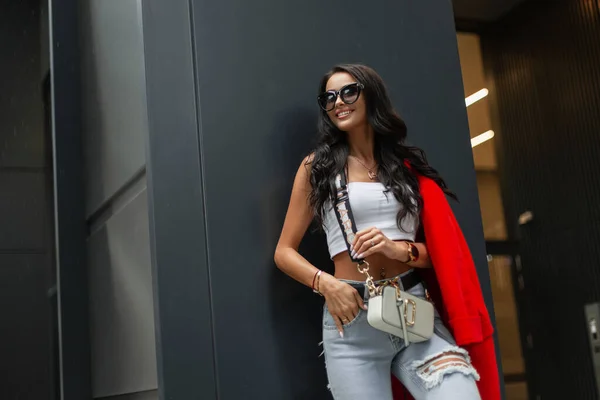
[323, 72, 368, 132]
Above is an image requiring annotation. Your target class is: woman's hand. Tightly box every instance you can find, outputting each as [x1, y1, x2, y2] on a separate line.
[351, 227, 408, 262]
[320, 274, 367, 337]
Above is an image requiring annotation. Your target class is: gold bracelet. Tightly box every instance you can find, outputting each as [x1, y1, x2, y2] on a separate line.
[402, 241, 411, 263]
[313, 270, 323, 296]
[405, 242, 418, 263]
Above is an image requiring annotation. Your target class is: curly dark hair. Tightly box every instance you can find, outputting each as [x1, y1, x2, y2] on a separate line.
[307, 63, 457, 230]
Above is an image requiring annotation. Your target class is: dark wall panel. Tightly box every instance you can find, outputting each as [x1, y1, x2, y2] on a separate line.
[0, 1, 58, 399]
[0, 254, 54, 400]
[0, 0, 46, 169]
[0, 172, 47, 250]
[51, 0, 91, 397]
[141, 2, 217, 399]
[190, 0, 497, 398]
[482, 1, 600, 399]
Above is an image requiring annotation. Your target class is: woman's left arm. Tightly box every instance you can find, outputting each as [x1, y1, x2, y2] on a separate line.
[350, 227, 432, 268]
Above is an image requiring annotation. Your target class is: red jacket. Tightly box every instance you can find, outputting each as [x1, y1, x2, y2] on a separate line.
[391, 173, 500, 400]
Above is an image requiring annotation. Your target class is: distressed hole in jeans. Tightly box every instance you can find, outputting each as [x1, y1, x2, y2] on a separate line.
[409, 346, 481, 390]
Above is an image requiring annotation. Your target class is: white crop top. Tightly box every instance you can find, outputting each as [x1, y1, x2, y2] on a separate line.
[322, 182, 417, 259]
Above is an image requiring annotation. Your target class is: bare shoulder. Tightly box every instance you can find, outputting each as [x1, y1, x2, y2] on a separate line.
[297, 153, 315, 180]
[303, 152, 315, 168]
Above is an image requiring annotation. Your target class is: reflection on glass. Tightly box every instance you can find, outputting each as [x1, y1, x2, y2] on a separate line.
[488, 255, 528, 398]
[477, 171, 508, 241]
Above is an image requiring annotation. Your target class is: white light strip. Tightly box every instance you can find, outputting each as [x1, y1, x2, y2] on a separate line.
[465, 88, 489, 107]
[471, 130, 495, 148]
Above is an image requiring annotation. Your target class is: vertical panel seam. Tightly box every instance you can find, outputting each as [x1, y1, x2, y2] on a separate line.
[138, 1, 165, 397]
[186, 1, 220, 399]
[47, 1, 67, 397]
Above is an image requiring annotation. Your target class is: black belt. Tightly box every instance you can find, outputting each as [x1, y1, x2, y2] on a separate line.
[350, 270, 422, 299]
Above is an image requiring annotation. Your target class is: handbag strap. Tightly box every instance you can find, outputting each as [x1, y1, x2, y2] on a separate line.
[333, 167, 379, 295]
[397, 300, 410, 346]
[333, 168, 365, 265]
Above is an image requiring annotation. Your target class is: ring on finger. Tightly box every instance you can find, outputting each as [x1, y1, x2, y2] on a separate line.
[371, 239, 375, 247]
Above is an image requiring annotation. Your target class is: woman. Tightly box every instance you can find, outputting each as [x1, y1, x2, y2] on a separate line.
[274, 64, 499, 400]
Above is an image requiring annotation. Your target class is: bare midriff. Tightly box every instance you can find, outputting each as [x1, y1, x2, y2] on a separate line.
[331, 240, 412, 281]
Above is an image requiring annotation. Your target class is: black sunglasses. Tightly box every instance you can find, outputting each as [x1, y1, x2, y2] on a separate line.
[317, 82, 364, 112]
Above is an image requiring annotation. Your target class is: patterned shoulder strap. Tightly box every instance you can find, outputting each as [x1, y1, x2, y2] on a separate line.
[333, 169, 365, 265]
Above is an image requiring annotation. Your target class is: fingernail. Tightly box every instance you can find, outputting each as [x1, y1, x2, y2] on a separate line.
[350, 245, 354, 252]
[364, 304, 368, 310]
[339, 331, 344, 338]
[357, 253, 364, 259]
[351, 251, 356, 258]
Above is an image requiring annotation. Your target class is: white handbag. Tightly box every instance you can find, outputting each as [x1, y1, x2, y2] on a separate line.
[333, 171, 434, 346]
[367, 285, 434, 344]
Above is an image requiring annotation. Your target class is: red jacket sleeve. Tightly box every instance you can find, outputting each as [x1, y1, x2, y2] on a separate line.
[418, 176, 487, 345]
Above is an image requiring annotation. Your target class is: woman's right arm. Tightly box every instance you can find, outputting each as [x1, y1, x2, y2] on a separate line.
[274, 156, 366, 336]
[274, 156, 323, 288]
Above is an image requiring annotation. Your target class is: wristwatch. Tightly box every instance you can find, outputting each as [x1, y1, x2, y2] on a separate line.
[404, 241, 419, 263]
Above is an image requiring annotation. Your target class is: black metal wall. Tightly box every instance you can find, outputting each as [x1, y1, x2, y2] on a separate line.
[482, 1, 600, 399]
[51, 0, 91, 398]
[150, 0, 500, 399]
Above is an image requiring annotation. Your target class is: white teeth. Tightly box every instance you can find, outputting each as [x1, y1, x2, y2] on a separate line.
[338, 110, 351, 117]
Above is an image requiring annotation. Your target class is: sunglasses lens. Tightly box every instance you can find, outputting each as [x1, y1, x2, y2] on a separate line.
[341, 84, 360, 104]
[318, 93, 336, 111]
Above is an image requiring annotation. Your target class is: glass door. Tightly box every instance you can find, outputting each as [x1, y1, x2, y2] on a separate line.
[486, 241, 529, 400]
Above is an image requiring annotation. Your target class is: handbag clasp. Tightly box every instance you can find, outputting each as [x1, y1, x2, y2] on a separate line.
[404, 299, 417, 327]
[396, 287, 417, 327]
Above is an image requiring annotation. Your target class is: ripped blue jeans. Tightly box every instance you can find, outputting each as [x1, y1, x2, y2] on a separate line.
[322, 273, 481, 400]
